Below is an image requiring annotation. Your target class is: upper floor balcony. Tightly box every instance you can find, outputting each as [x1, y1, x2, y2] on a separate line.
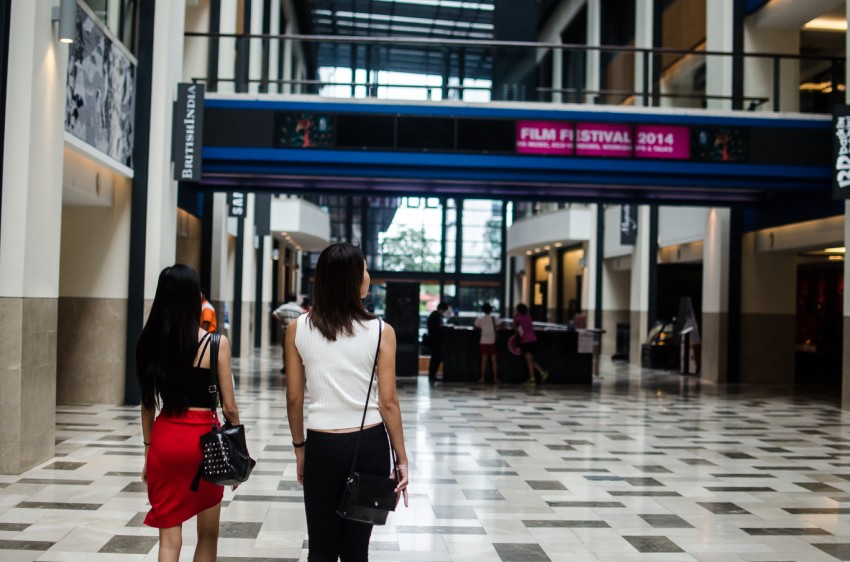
[181, 0, 850, 117]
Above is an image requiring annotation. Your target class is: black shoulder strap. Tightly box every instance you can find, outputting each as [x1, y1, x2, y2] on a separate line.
[347, 319, 384, 479]
[207, 333, 221, 421]
[196, 332, 212, 368]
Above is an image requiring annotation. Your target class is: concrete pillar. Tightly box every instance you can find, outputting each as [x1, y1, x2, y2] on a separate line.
[706, 0, 734, 110]
[547, 248, 559, 321]
[238, 194, 257, 355]
[844, 203, 850, 408]
[248, 0, 263, 94]
[634, 0, 653, 107]
[629, 206, 652, 365]
[552, 46, 563, 104]
[282, 17, 294, 94]
[183, 0, 211, 83]
[701, 208, 730, 383]
[269, 0, 281, 90]
[585, 0, 601, 104]
[144, 0, 187, 299]
[211, 193, 230, 334]
[261, 234, 274, 346]
[585, 205, 599, 327]
[217, 0, 238, 94]
[0, 0, 68, 474]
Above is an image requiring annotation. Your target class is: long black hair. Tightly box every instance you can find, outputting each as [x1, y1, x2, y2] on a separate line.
[309, 243, 375, 341]
[136, 264, 202, 413]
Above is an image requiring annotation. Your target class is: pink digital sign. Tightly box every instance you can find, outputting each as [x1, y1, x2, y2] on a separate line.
[634, 125, 691, 160]
[516, 121, 574, 155]
[575, 123, 633, 157]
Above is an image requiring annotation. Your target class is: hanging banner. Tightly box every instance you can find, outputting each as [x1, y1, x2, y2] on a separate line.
[173, 83, 204, 181]
[634, 125, 690, 159]
[575, 123, 633, 157]
[833, 105, 850, 199]
[620, 204, 638, 245]
[515, 121, 574, 155]
[228, 192, 246, 218]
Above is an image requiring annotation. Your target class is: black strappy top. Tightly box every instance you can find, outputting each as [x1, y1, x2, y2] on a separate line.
[160, 333, 216, 411]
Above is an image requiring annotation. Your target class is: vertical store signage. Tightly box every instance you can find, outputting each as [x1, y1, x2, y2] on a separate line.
[228, 192, 246, 217]
[620, 204, 637, 245]
[833, 105, 850, 199]
[173, 83, 204, 181]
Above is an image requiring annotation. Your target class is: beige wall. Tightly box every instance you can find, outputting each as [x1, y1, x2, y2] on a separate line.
[739, 232, 797, 385]
[175, 208, 203, 274]
[60, 180, 132, 299]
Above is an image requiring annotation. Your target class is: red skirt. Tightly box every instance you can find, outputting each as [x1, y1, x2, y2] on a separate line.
[144, 410, 224, 528]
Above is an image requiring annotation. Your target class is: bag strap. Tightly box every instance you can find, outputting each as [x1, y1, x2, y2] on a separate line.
[346, 319, 384, 479]
[196, 332, 212, 368]
[192, 332, 221, 493]
[207, 333, 221, 426]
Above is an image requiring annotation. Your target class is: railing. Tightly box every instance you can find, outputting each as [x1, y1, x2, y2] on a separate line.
[184, 32, 845, 113]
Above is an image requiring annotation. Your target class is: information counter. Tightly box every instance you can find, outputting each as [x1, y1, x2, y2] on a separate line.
[440, 326, 592, 384]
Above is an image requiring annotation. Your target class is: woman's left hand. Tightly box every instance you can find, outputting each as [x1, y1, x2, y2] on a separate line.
[394, 464, 409, 507]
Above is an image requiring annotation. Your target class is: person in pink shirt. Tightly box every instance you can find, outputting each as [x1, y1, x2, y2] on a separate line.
[514, 303, 548, 385]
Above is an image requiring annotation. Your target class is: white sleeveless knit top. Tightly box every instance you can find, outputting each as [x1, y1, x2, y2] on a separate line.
[295, 314, 383, 430]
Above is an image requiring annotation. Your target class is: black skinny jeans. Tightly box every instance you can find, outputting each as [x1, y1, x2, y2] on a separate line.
[304, 423, 391, 562]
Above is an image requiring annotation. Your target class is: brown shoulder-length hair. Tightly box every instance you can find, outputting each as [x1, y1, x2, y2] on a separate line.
[309, 243, 375, 341]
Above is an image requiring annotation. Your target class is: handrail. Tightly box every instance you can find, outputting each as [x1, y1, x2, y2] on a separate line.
[183, 31, 847, 63]
[184, 31, 845, 113]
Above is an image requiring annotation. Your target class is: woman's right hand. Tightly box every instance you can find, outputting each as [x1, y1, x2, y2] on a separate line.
[141, 463, 147, 484]
[295, 448, 305, 485]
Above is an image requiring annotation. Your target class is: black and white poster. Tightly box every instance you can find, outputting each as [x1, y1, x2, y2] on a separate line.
[64, 3, 136, 168]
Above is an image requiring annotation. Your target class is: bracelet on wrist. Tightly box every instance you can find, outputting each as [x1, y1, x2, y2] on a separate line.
[292, 440, 306, 448]
[143, 441, 150, 446]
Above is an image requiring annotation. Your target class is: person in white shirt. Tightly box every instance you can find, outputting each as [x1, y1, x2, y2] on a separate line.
[285, 243, 409, 561]
[474, 303, 500, 384]
[272, 295, 304, 373]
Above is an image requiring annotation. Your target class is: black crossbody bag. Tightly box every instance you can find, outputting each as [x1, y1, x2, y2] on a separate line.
[191, 333, 257, 491]
[336, 320, 400, 525]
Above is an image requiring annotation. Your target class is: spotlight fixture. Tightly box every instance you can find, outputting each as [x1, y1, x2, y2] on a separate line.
[52, 0, 76, 44]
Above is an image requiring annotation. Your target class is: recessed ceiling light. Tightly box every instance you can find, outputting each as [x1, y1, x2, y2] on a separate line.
[803, 16, 847, 32]
[825, 247, 846, 254]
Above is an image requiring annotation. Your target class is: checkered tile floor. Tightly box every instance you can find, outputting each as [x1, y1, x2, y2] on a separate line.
[3, 349, 850, 561]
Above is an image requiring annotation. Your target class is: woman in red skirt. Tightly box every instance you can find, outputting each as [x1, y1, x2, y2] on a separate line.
[136, 265, 242, 562]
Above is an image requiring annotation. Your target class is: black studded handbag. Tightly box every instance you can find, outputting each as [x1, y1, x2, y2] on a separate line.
[336, 320, 401, 525]
[190, 333, 256, 491]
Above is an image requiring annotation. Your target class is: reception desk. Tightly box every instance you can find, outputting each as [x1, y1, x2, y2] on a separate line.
[440, 326, 592, 384]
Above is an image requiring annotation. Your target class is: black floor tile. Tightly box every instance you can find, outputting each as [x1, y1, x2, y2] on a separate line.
[98, 534, 159, 554]
[493, 543, 550, 562]
[623, 535, 684, 553]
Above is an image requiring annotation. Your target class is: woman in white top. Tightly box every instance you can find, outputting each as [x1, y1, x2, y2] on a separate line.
[285, 243, 409, 562]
